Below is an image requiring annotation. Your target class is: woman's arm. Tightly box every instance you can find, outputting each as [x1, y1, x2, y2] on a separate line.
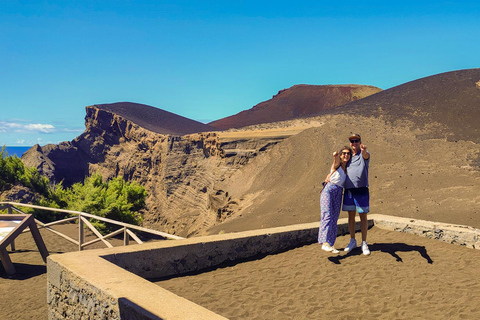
[332, 151, 340, 170]
[325, 171, 334, 183]
[325, 151, 340, 182]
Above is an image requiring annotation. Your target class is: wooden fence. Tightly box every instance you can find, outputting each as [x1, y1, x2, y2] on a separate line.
[0, 201, 184, 251]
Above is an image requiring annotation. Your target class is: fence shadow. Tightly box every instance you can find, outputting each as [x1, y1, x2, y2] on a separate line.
[0, 263, 46, 280]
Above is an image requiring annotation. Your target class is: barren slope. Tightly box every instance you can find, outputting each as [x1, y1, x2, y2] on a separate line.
[208, 69, 480, 234]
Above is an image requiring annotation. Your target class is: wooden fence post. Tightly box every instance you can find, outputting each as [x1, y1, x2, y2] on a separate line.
[78, 214, 84, 251]
[124, 227, 129, 246]
[7, 204, 15, 251]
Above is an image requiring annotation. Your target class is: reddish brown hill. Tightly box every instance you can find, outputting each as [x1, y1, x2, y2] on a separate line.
[94, 102, 216, 135]
[209, 84, 382, 130]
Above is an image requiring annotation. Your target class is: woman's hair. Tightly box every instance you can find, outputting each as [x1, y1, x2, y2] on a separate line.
[332, 146, 353, 171]
[339, 146, 353, 157]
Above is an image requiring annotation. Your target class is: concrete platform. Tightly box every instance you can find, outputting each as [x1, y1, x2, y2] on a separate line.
[47, 214, 480, 319]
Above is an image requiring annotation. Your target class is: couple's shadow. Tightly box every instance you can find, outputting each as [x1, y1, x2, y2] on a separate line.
[328, 242, 434, 264]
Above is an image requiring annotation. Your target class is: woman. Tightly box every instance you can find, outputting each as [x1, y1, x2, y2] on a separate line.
[318, 146, 352, 253]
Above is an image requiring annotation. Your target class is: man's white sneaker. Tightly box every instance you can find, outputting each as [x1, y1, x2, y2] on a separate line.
[344, 239, 357, 252]
[361, 241, 371, 255]
[321, 243, 340, 254]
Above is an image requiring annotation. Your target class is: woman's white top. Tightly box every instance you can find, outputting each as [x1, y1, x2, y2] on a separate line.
[330, 166, 346, 187]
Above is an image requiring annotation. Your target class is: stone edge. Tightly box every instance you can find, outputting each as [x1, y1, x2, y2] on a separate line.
[370, 214, 480, 249]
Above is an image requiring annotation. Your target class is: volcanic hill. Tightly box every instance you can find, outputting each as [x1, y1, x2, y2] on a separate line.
[209, 84, 382, 130]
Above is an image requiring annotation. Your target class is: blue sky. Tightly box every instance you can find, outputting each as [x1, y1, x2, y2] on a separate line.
[1, 1, 479, 146]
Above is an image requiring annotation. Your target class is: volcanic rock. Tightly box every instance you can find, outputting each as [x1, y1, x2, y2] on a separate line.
[0, 185, 38, 204]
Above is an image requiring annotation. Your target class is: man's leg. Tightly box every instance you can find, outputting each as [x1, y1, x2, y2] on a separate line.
[343, 189, 358, 252]
[348, 210, 356, 238]
[344, 210, 358, 252]
[359, 213, 368, 242]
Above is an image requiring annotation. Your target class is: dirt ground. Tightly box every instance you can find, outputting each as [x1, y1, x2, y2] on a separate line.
[0, 223, 138, 320]
[157, 227, 480, 320]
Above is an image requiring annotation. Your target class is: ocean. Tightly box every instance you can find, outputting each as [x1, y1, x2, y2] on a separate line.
[2, 146, 32, 157]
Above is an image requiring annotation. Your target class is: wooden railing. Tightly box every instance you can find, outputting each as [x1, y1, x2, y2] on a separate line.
[0, 201, 184, 251]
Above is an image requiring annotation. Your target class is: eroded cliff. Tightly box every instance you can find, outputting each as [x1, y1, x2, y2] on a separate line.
[22, 105, 288, 236]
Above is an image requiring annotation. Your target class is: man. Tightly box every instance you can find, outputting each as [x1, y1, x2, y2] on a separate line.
[343, 133, 371, 255]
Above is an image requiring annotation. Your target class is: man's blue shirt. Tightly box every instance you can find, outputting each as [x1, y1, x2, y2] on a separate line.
[345, 150, 370, 189]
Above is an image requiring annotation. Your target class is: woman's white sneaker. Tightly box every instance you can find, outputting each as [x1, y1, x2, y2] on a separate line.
[321, 243, 340, 254]
[344, 239, 357, 252]
[361, 241, 371, 255]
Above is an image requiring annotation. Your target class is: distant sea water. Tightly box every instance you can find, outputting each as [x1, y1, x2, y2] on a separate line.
[2, 146, 32, 157]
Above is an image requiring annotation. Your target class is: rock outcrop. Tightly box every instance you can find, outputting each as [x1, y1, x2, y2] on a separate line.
[0, 185, 38, 204]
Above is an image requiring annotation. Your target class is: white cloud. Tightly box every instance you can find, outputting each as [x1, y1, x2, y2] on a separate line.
[61, 128, 84, 133]
[16, 139, 25, 144]
[24, 123, 55, 133]
[0, 121, 56, 133]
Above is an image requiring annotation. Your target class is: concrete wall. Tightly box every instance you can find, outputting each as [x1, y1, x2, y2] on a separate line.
[47, 218, 362, 320]
[101, 218, 364, 280]
[47, 215, 479, 319]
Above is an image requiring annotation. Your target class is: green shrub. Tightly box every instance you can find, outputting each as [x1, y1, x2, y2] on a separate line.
[1, 147, 147, 233]
[49, 173, 146, 233]
[0, 146, 49, 196]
